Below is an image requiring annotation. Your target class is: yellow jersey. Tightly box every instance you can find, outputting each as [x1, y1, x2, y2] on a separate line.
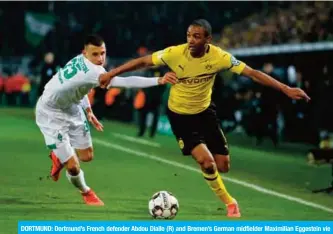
[152, 43, 246, 114]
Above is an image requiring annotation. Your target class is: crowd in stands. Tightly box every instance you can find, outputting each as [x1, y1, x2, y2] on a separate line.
[1, 2, 333, 147]
[218, 1, 333, 49]
[0, 69, 31, 107]
[1, 2, 333, 59]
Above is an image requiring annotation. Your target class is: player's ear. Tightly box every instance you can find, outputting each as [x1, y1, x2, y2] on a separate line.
[206, 35, 212, 44]
[82, 45, 89, 55]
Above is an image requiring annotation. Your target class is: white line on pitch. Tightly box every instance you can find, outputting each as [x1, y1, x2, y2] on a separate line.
[112, 133, 161, 148]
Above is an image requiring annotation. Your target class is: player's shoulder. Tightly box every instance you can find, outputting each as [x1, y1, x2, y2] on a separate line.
[209, 44, 229, 56]
[163, 43, 187, 54]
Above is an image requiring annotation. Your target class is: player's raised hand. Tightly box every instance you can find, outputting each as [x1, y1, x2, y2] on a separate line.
[158, 72, 178, 85]
[87, 111, 104, 132]
[283, 86, 311, 102]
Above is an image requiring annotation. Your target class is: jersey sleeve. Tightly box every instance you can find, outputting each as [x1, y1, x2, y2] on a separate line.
[87, 65, 106, 86]
[219, 50, 246, 75]
[107, 76, 159, 89]
[152, 46, 177, 66]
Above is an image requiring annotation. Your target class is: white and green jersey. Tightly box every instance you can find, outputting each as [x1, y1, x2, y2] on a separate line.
[41, 54, 105, 109]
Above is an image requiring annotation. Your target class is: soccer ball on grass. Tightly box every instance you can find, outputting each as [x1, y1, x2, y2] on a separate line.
[148, 191, 179, 219]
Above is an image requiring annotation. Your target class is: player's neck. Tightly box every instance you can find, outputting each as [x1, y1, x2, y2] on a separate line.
[189, 45, 209, 58]
[190, 51, 205, 58]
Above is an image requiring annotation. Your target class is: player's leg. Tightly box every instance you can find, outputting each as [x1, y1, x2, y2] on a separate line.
[65, 148, 103, 206]
[36, 112, 99, 206]
[212, 153, 240, 217]
[35, 99, 65, 181]
[191, 144, 235, 205]
[49, 151, 64, 181]
[204, 103, 231, 173]
[213, 154, 230, 173]
[75, 147, 94, 162]
[64, 153, 103, 206]
[35, 111, 91, 199]
[209, 128, 230, 173]
[52, 143, 90, 195]
[189, 142, 240, 218]
[48, 147, 95, 180]
[167, 107, 239, 217]
[204, 104, 240, 217]
[46, 137, 103, 206]
[68, 107, 104, 206]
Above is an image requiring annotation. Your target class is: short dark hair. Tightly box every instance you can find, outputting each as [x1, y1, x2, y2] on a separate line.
[190, 19, 212, 37]
[84, 34, 105, 47]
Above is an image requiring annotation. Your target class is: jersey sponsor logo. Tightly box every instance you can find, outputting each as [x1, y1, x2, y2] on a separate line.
[231, 56, 241, 66]
[178, 75, 213, 85]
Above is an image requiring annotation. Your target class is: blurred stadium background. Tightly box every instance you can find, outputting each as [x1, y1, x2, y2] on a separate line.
[1, 1, 333, 231]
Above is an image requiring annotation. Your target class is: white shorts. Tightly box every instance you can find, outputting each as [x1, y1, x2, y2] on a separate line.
[35, 98, 92, 163]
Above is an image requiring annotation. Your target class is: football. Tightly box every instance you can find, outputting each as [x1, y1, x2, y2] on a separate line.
[148, 191, 179, 219]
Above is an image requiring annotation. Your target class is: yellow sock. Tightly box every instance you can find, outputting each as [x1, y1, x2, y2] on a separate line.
[202, 168, 234, 205]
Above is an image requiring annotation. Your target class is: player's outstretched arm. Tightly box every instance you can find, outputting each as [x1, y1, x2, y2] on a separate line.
[99, 55, 154, 88]
[241, 65, 311, 102]
[106, 72, 177, 89]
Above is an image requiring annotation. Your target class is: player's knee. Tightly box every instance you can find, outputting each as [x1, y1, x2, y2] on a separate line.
[191, 144, 215, 169]
[66, 163, 80, 176]
[67, 166, 80, 176]
[193, 156, 217, 174]
[201, 160, 217, 175]
[215, 154, 230, 173]
[77, 148, 94, 162]
[80, 151, 94, 162]
[217, 163, 230, 173]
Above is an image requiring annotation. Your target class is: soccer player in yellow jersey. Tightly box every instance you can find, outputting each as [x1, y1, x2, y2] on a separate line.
[99, 19, 310, 217]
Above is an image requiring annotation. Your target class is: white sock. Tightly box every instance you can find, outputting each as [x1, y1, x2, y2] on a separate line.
[66, 169, 90, 193]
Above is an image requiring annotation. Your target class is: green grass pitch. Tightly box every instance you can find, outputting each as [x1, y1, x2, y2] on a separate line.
[1, 108, 332, 233]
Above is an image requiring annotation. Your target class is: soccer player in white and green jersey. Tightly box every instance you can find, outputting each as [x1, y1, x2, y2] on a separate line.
[36, 34, 177, 206]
